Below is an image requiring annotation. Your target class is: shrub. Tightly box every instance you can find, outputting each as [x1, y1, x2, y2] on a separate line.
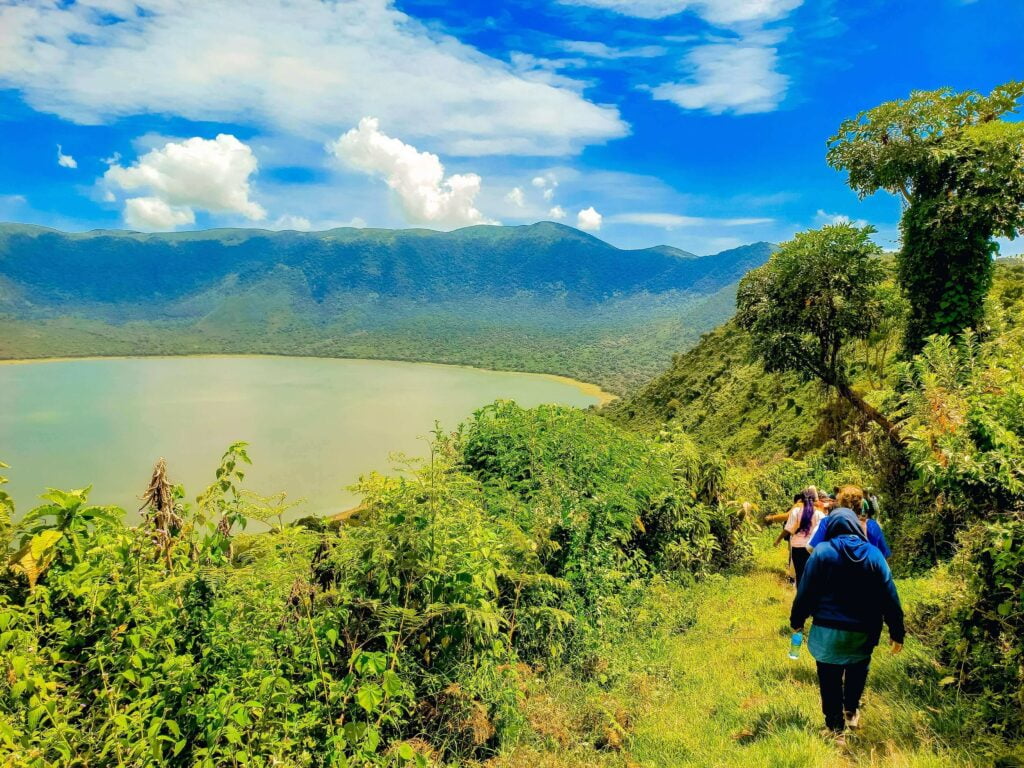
[0, 403, 753, 766]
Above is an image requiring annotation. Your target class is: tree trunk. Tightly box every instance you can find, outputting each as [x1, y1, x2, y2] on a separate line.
[835, 380, 904, 446]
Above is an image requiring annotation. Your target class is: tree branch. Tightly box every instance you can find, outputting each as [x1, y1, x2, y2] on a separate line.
[834, 379, 904, 446]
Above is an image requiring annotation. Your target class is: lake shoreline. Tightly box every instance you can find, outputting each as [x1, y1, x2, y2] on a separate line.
[0, 352, 617, 406]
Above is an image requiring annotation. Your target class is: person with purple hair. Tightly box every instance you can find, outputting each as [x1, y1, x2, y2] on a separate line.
[785, 487, 826, 586]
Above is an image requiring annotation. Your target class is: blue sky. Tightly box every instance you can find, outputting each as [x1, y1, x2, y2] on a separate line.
[0, 0, 1021, 254]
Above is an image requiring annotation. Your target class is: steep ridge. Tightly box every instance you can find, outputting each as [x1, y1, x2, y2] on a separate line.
[0, 222, 773, 393]
[0, 222, 769, 307]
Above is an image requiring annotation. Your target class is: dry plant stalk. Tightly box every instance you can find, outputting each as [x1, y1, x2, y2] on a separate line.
[140, 458, 183, 565]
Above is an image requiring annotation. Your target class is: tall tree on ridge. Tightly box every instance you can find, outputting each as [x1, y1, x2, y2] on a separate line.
[827, 82, 1024, 353]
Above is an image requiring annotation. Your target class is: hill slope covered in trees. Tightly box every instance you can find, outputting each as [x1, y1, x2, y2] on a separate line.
[0, 222, 771, 393]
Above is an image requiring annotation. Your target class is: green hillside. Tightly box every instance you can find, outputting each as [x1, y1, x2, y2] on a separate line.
[607, 258, 1024, 461]
[0, 223, 771, 393]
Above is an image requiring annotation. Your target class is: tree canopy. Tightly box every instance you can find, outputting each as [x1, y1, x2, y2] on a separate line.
[827, 82, 1024, 352]
[736, 224, 899, 440]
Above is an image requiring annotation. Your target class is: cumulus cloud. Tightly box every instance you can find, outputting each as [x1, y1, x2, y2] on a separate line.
[609, 212, 773, 228]
[124, 197, 195, 230]
[330, 117, 495, 230]
[815, 209, 869, 228]
[56, 144, 77, 169]
[0, 0, 626, 157]
[558, 0, 802, 25]
[532, 173, 559, 202]
[505, 187, 526, 208]
[649, 42, 788, 114]
[548, 205, 567, 220]
[105, 134, 266, 230]
[577, 206, 603, 231]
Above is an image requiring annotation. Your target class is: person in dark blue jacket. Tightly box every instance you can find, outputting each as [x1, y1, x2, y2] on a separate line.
[790, 486, 905, 739]
[806, 492, 892, 559]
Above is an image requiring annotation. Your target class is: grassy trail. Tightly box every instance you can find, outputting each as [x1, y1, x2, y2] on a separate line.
[625, 537, 982, 768]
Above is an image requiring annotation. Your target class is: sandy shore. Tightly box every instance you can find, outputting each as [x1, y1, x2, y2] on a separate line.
[0, 353, 617, 406]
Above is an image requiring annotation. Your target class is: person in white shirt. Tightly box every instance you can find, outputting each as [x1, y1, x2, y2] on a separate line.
[785, 487, 827, 586]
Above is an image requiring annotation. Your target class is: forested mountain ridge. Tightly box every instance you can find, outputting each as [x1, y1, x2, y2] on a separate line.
[0, 222, 770, 305]
[0, 222, 772, 393]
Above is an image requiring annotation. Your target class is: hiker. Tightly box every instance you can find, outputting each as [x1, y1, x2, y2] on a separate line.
[790, 486, 905, 742]
[784, 488, 826, 586]
[807, 490, 891, 559]
[772, 493, 803, 582]
[773, 493, 804, 545]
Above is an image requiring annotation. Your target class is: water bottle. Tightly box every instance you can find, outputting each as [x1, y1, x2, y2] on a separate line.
[788, 631, 803, 660]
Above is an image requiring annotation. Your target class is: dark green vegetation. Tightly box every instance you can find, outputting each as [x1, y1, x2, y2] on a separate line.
[827, 81, 1024, 352]
[4, 82, 1024, 766]
[0, 222, 770, 394]
[736, 224, 900, 441]
[0, 405, 752, 767]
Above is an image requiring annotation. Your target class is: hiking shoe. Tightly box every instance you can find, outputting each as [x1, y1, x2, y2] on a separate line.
[845, 710, 861, 729]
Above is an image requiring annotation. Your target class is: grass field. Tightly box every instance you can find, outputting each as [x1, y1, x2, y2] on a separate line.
[491, 535, 1019, 768]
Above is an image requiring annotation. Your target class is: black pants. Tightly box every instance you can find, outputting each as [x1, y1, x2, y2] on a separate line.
[791, 546, 810, 586]
[816, 659, 870, 731]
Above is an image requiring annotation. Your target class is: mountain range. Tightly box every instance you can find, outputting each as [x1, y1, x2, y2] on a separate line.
[0, 222, 772, 393]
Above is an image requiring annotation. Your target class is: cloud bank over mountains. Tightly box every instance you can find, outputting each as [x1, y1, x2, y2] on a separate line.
[0, 0, 626, 157]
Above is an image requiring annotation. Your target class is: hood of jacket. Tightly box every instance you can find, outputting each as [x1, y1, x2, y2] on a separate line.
[824, 508, 870, 564]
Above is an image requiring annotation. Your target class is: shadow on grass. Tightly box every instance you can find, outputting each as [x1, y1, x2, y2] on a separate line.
[733, 705, 814, 745]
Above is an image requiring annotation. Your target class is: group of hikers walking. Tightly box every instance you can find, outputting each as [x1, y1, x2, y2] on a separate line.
[772, 484, 904, 745]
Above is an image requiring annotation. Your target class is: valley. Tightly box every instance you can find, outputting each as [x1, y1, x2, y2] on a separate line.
[0, 222, 771, 393]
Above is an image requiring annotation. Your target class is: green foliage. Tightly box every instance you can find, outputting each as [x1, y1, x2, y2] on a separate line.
[736, 224, 885, 387]
[827, 82, 1024, 352]
[0, 403, 751, 766]
[0, 462, 13, 551]
[918, 519, 1024, 737]
[736, 223, 904, 442]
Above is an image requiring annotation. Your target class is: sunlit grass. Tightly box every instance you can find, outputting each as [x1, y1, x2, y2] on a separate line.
[505, 534, 1019, 768]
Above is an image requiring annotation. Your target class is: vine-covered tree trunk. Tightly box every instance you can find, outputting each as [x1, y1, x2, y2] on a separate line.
[899, 197, 997, 354]
[834, 380, 904, 446]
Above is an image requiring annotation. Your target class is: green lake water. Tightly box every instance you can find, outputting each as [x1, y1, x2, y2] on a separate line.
[0, 356, 600, 521]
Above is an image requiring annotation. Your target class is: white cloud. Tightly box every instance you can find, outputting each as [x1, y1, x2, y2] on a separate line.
[815, 209, 868, 228]
[56, 144, 77, 169]
[577, 206, 603, 231]
[560, 40, 668, 59]
[609, 212, 773, 228]
[330, 117, 495, 229]
[558, 0, 802, 25]
[531, 173, 559, 202]
[105, 134, 266, 230]
[505, 187, 526, 208]
[649, 41, 788, 114]
[273, 214, 313, 231]
[124, 197, 196, 230]
[548, 205, 567, 220]
[0, 0, 626, 157]
[559, 1, 799, 116]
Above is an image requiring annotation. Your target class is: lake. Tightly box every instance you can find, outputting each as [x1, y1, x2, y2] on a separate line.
[0, 356, 604, 521]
